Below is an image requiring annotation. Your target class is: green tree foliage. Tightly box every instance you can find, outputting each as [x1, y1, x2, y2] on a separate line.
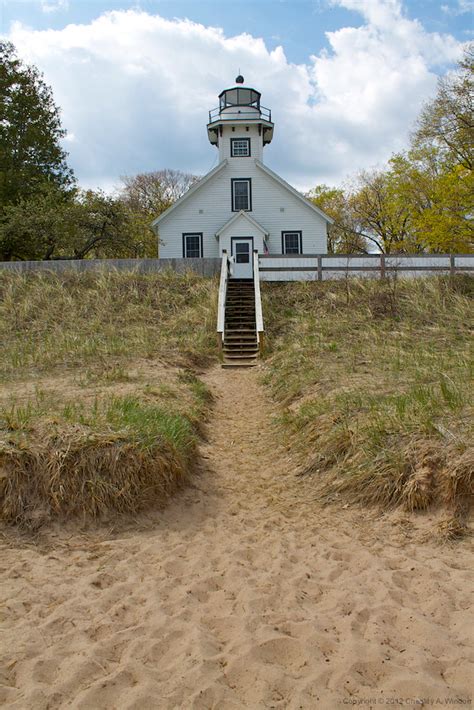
[119, 169, 199, 253]
[414, 45, 473, 171]
[389, 148, 473, 253]
[307, 185, 367, 253]
[348, 169, 413, 253]
[308, 45, 473, 254]
[0, 41, 74, 212]
[0, 187, 157, 261]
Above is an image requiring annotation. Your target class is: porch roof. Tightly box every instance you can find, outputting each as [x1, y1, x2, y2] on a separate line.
[215, 210, 269, 238]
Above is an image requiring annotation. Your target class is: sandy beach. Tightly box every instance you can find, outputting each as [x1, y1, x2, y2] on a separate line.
[1, 365, 473, 709]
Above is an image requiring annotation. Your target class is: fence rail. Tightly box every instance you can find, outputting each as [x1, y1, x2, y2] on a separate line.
[0, 254, 472, 281]
[258, 254, 474, 281]
[0, 257, 221, 277]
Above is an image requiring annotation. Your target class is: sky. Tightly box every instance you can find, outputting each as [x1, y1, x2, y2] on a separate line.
[1, 0, 472, 192]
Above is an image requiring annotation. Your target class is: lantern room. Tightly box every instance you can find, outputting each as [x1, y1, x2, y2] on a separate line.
[207, 76, 274, 151]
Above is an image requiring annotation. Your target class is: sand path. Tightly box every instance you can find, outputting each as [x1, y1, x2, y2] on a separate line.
[1, 365, 473, 709]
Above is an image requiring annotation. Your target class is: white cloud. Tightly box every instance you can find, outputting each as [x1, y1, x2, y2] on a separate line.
[6, 2, 465, 191]
[41, 0, 69, 13]
[441, 0, 474, 15]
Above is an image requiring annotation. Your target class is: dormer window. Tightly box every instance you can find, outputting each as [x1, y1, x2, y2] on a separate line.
[231, 138, 251, 157]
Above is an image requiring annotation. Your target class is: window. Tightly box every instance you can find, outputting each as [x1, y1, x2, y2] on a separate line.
[282, 231, 302, 254]
[183, 233, 203, 258]
[235, 242, 250, 263]
[231, 138, 251, 157]
[231, 179, 252, 211]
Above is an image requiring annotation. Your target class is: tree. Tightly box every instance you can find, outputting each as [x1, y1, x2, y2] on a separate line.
[0, 188, 157, 261]
[0, 41, 74, 213]
[307, 185, 367, 253]
[414, 44, 473, 171]
[74, 190, 156, 259]
[307, 46, 473, 255]
[119, 169, 199, 254]
[348, 169, 413, 253]
[0, 184, 75, 261]
[120, 169, 199, 216]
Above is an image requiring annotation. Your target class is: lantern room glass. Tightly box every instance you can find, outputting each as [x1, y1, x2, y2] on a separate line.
[219, 88, 261, 111]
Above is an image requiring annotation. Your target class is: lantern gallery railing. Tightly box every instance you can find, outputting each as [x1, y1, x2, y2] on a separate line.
[208, 105, 272, 124]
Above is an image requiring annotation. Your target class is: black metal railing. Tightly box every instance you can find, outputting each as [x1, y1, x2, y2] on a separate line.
[208, 105, 272, 124]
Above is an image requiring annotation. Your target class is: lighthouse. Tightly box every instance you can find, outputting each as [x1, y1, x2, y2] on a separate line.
[152, 76, 330, 266]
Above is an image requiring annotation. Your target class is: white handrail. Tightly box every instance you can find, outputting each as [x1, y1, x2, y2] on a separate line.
[217, 251, 228, 335]
[253, 250, 264, 347]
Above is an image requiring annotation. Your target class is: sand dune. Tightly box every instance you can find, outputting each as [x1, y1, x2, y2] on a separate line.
[1, 366, 473, 709]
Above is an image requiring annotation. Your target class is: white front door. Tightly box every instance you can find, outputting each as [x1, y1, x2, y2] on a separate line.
[231, 238, 254, 279]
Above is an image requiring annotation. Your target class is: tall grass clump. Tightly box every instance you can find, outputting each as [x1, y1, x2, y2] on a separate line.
[0, 381, 211, 528]
[262, 276, 473, 532]
[0, 269, 218, 380]
[0, 269, 218, 528]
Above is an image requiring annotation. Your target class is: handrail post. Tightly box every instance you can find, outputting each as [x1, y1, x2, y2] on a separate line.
[216, 250, 228, 354]
[253, 250, 264, 353]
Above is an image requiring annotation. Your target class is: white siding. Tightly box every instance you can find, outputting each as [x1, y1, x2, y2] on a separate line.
[219, 125, 263, 162]
[157, 159, 328, 258]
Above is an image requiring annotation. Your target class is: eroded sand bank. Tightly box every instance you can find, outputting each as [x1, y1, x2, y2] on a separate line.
[1, 366, 473, 709]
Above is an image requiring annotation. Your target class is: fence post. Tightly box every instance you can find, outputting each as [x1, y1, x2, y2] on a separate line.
[380, 254, 386, 279]
[317, 255, 323, 281]
[450, 254, 455, 277]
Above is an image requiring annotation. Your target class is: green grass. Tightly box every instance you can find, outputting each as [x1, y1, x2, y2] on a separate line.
[262, 276, 473, 527]
[0, 269, 218, 380]
[0, 269, 217, 528]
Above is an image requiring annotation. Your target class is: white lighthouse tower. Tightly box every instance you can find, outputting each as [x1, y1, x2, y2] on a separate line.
[207, 74, 274, 164]
[152, 76, 330, 266]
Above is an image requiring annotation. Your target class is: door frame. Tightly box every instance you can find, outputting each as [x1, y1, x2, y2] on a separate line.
[230, 236, 254, 279]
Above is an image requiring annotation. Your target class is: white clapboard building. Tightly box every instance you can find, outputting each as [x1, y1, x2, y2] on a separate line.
[152, 76, 332, 279]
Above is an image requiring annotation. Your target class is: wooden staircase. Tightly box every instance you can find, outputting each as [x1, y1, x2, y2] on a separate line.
[222, 279, 259, 368]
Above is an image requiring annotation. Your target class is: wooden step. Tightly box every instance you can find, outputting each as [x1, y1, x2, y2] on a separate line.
[222, 274, 260, 366]
[225, 318, 255, 323]
[224, 330, 257, 336]
[224, 335, 258, 342]
[223, 353, 259, 361]
[223, 345, 259, 352]
[222, 361, 257, 369]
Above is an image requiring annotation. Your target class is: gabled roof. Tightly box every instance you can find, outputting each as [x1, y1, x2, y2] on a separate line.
[255, 161, 334, 224]
[151, 160, 228, 227]
[215, 210, 269, 238]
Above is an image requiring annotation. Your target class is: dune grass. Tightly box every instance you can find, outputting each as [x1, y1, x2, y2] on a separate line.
[0, 269, 218, 380]
[262, 276, 473, 534]
[0, 270, 217, 528]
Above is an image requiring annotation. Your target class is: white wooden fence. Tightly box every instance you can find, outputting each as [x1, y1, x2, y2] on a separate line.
[1, 254, 472, 280]
[258, 254, 474, 281]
